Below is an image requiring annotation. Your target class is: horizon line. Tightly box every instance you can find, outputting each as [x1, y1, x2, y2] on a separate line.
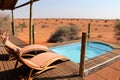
[15, 18, 118, 20]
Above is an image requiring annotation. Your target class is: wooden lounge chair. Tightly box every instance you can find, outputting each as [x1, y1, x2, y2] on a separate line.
[17, 51, 68, 80]
[1, 33, 69, 80]
[1, 32, 50, 60]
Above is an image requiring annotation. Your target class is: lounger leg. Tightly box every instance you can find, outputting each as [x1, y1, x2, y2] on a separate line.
[34, 66, 56, 75]
[8, 54, 14, 61]
[14, 60, 18, 69]
[14, 60, 20, 79]
[27, 68, 33, 80]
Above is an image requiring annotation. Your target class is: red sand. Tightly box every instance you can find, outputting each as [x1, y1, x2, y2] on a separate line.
[15, 19, 119, 45]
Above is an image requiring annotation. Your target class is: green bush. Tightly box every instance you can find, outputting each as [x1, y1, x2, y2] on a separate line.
[48, 25, 80, 43]
[19, 22, 27, 31]
[114, 20, 120, 40]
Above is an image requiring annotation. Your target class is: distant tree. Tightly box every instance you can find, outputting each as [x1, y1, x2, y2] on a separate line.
[55, 19, 58, 22]
[104, 24, 109, 27]
[19, 22, 27, 31]
[69, 23, 75, 26]
[0, 12, 12, 34]
[114, 20, 120, 40]
[104, 20, 108, 23]
[41, 24, 48, 28]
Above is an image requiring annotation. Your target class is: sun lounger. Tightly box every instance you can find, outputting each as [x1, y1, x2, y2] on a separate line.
[1, 32, 69, 80]
[1, 32, 50, 60]
[17, 51, 68, 79]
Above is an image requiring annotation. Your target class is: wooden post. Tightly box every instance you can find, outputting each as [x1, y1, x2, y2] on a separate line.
[79, 32, 87, 78]
[11, 10, 15, 35]
[33, 25, 35, 44]
[29, 0, 33, 45]
[88, 23, 91, 39]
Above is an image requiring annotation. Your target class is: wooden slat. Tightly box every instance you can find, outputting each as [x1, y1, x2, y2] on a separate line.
[0, 52, 7, 80]
[35, 61, 82, 80]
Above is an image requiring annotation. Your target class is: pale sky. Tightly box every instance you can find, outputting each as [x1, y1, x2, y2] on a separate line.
[11, 0, 120, 19]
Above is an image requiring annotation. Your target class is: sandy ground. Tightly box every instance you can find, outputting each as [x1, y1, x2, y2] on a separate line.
[15, 19, 119, 45]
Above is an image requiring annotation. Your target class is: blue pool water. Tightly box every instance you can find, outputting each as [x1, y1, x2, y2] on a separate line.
[50, 42, 113, 63]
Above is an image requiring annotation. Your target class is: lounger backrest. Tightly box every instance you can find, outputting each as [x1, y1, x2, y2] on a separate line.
[1, 31, 8, 43]
[3, 39, 21, 60]
[5, 40, 21, 52]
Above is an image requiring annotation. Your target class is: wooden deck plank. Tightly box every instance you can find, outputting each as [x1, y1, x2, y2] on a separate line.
[0, 50, 9, 80]
[0, 59, 7, 80]
[35, 61, 82, 80]
[0, 45, 7, 80]
[58, 62, 81, 80]
[0, 45, 17, 80]
[0, 36, 22, 80]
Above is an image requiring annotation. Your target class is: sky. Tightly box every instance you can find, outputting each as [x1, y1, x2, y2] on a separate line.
[8, 0, 120, 19]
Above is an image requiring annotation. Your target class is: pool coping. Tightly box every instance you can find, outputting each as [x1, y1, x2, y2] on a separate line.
[84, 40, 120, 75]
[84, 49, 120, 76]
[48, 39, 120, 76]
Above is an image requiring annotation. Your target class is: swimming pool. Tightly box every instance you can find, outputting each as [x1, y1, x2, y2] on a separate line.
[50, 42, 113, 63]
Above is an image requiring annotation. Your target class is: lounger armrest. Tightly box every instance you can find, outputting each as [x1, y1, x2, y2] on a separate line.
[21, 44, 50, 54]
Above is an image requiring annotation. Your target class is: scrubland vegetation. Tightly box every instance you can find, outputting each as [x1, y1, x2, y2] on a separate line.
[0, 12, 120, 44]
[48, 25, 80, 42]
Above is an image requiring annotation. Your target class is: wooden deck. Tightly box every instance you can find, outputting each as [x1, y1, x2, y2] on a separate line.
[0, 35, 83, 80]
[0, 35, 120, 80]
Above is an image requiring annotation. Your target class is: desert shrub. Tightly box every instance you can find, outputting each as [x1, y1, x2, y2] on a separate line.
[0, 12, 13, 34]
[97, 34, 102, 38]
[19, 22, 27, 31]
[90, 20, 93, 22]
[45, 18, 48, 20]
[60, 22, 63, 24]
[41, 24, 48, 28]
[95, 28, 98, 30]
[55, 19, 58, 22]
[69, 25, 80, 40]
[104, 20, 108, 23]
[69, 23, 76, 26]
[48, 25, 80, 43]
[114, 20, 120, 40]
[96, 20, 98, 23]
[104, 24, 109, 27]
